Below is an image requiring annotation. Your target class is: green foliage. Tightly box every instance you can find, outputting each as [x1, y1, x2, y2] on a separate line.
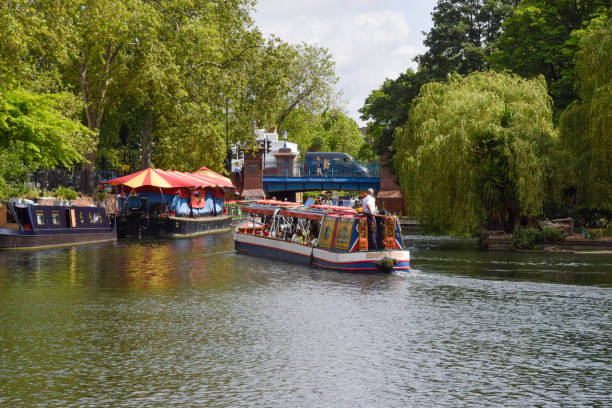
[282, 108, 364, 158]
[0, 89, 88, 169]
[512, 226, 564, 249]
[541, 226, 566, 241]
[583, 228, 603, 239]
[93, 189, 108, 203]
[417, 0, 519, 78]
[395, 71, 557, 236]
[359, 70, 430, 162]
[489, 0, 609, 115]
[0, 1, 341, 182]
[512, 227, 543, 249]
[54, 186, 78, 200]
[558, 12, 612, 211]
[356, 142, 377, 161]
[23, 188, 40, 200]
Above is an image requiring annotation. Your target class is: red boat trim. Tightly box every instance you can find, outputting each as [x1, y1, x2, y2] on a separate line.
[312, 261, 379, 271]
[312, 255, 410, 265]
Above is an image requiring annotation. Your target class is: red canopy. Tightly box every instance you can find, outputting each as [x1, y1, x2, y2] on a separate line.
[195, 166, 234, 188]
[104, 167, 235, 190]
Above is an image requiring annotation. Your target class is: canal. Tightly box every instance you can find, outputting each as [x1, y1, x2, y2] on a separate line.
[0, 234, 610, 407]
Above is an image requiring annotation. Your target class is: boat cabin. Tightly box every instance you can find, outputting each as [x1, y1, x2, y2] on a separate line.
[1, 201, 111, 232]
[239, 202, 404, 252]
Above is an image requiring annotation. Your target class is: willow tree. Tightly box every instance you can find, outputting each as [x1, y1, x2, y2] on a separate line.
[395, 71, 557, 236]
[558, 13, 612, 211]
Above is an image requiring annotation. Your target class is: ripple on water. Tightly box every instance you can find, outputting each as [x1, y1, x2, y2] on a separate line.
[0, 234, 610, 407]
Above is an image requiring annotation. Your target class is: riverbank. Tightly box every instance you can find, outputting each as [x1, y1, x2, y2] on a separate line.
[488, 232, 612, 252]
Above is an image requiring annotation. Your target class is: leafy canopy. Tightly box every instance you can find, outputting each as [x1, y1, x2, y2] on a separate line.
[558, 12, 612, 210]
[0, 89, 89, 168]
[489, 0, 610, 115]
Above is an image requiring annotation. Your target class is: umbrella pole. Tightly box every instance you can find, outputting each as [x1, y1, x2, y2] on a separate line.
[122, 187, 135, 215]
[159, 187, 169, 215]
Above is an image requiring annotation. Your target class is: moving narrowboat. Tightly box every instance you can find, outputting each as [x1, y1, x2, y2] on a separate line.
[0, 200, 116, 249]
[234, 201, 410, 273]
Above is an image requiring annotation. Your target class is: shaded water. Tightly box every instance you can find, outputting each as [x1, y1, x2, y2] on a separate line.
[0, 234, 610, 407]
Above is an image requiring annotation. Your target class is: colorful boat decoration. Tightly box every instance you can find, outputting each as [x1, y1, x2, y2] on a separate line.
[0, 200, 116, 249]
[234, 200, 410, 273]
[104, 167, 234, 238]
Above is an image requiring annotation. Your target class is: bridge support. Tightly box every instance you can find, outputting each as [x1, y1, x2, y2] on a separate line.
[240, 145, 266, 200]
[377, 152, 406, 216]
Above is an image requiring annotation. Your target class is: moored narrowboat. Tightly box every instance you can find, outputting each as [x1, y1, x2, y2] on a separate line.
[0, 200, 116, 249]
[104, 167, 234, 238]
[234, 201, 410, 273]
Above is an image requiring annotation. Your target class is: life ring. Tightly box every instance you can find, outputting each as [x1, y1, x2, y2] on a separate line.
[263, 224, 270, 236]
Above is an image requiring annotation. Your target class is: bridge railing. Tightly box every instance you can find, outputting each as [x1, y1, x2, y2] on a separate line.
[263, 159, 380, 178]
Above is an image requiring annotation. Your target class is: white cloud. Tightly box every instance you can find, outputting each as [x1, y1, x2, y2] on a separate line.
[255, 2, 427, 126]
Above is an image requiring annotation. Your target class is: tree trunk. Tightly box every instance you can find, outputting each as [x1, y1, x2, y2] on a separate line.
[141, 110, 153, 169]
[79, 108, 103, 195]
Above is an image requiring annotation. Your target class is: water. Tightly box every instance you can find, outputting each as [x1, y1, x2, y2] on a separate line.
[0, 234, 610, 407]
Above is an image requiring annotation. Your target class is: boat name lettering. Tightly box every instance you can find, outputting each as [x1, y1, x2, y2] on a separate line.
[366, 251, 402, 259]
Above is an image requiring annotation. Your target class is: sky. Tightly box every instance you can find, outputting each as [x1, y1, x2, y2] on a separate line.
[253, 0, 439, 127]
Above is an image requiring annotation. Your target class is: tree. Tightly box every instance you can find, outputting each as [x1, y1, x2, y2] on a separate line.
[282, 108, 364, 157]
[360, 1, 517, 168]
[416, 0, 519, 78]
[395, 72, 557, 236]
[489, 0, 610, 115]
[0, 88, 89, 198]
[0, 89, 88, 168]
[252, 41, 337, 133]
[37, 0, 158, 192]
[359, 69, 429, 158]
[558, 12, 612, 211]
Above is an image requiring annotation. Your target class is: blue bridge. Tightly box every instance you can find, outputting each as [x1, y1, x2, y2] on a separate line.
[262, 160, 380, 193]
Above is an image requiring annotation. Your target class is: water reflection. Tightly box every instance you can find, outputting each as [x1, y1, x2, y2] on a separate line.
[404, 234, 612, 286]
[0, 234, 610, 407]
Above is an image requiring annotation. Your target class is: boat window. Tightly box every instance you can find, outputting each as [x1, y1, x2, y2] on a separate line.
[51, 210, 60, 225]
[5, 207, 17, 224]
[0, 205, 16, 227]
[92, 212, 101, 224]
[79, 211, 84, 224]
[89, 212, 94, 224]
[36, 210, 45, 225]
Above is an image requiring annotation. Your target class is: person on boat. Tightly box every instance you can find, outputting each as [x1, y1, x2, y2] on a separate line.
[362, 188, 378, 249]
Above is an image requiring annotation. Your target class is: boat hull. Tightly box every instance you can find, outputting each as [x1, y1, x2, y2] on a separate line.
[0, 228, 116, 249]
[235, 233, 410, 273]
[116, 214, 232, 238]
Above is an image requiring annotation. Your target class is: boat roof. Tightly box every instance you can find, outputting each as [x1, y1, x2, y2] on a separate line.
[242, 201, 360, 220]
[309, 204, 356, 213]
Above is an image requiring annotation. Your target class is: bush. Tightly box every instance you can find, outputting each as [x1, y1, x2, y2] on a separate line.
[24, 188, 41, 199]
[583, 229, 603, 239]
[54, 186, 78, 200]
[513, 227, 543, 249]
[93, 190, 107, 203]
[541, 226, 565, 241]
[513, 225, 567, 249]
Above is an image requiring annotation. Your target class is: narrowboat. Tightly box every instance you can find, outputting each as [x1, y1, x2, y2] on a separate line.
[0, 200, 116, 249]
[234, 201, 410, 273]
